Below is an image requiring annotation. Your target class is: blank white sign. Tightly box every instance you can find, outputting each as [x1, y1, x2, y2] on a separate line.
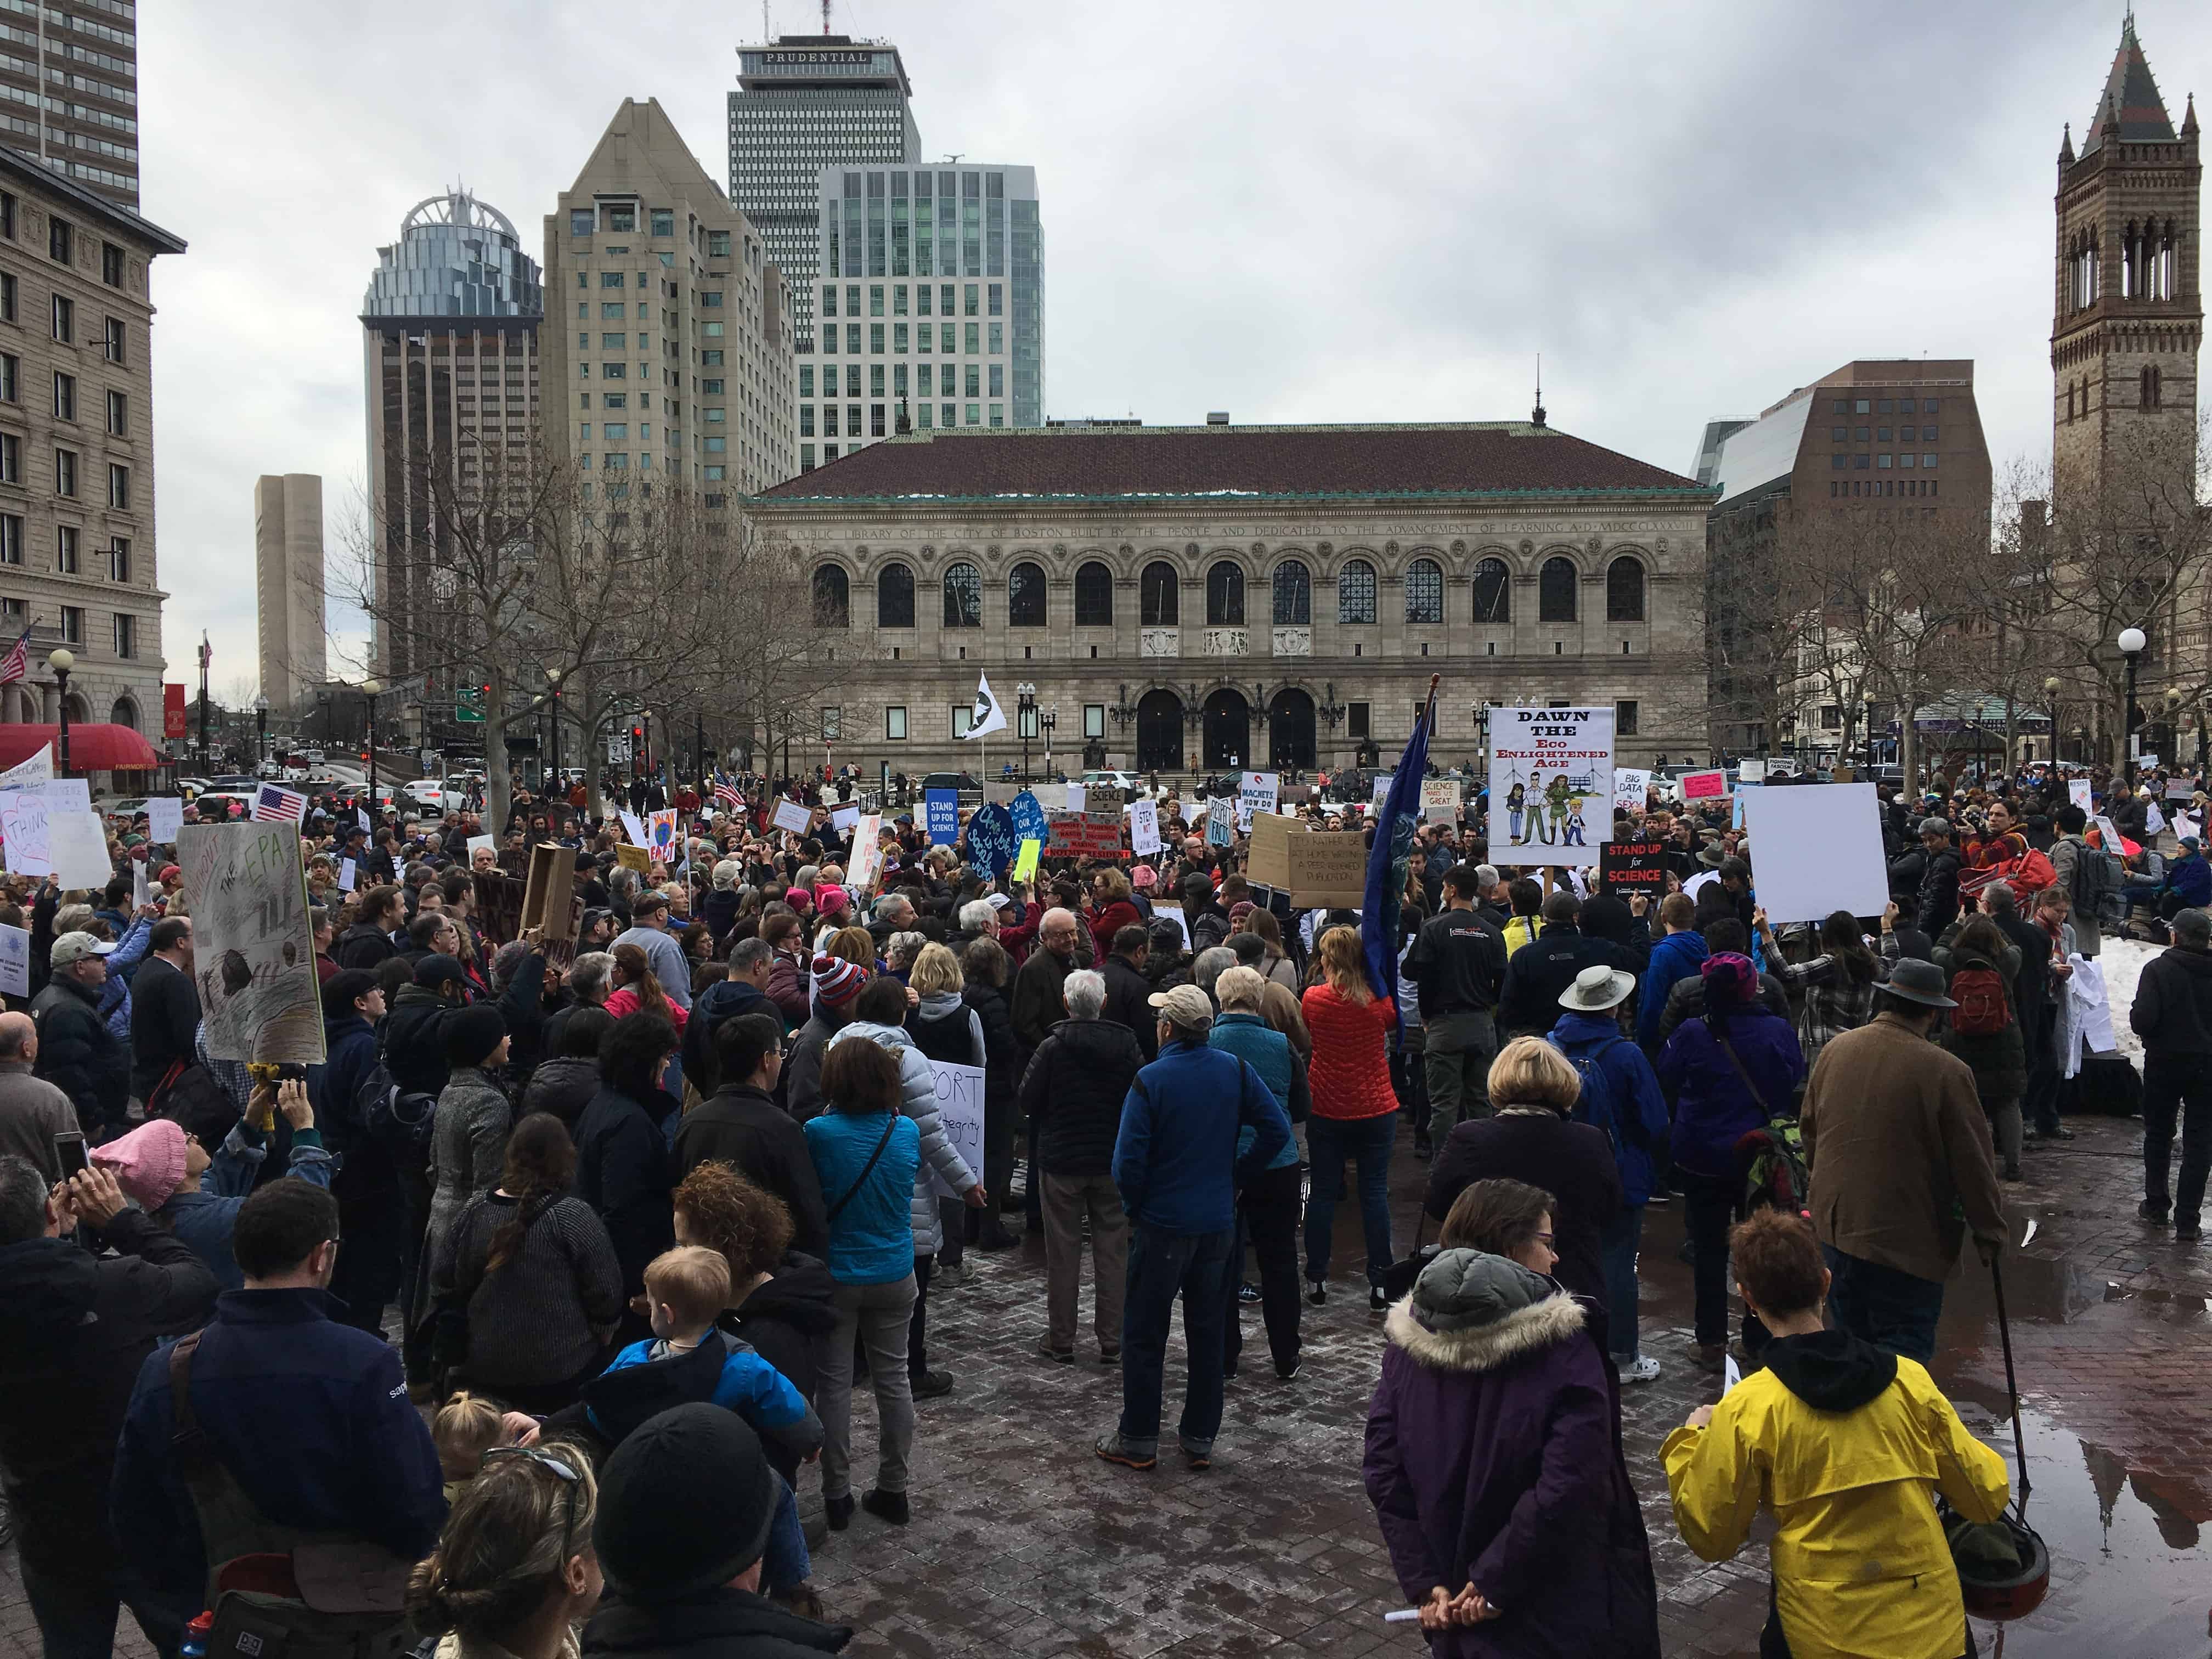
[1740, 783, 1889, 926]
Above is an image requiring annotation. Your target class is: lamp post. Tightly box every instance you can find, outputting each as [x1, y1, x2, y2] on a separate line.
[1015, 681, 1036, 781]
[2044, 676, 2062, 768]
[1862, 689, 1878, 774]
[546, 668, 562, 796]
[362, 678, 382, 817]
[253, 692, 269, 772]
[48, 648, 73, 777]
[2118, 626, 2147, 787]
[1040, 703, 1057, 780]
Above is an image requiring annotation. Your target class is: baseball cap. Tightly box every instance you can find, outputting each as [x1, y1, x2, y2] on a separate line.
[1147, 983, 1215, 1029]
[50, 932, 116, 967]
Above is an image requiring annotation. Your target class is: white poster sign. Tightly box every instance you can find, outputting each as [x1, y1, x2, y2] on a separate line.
[1128, 798, 1161, 856]
[466, 834, 495, 861]
[1739, 783, 1889, 925]
[132, 857, 150, 911]
[0, 923, 25, 997]
[1736, 758, 1767, 784]
[176, 822, 325, 1064]
[848, 815, 883, 890]
[1613, 768, 1652, 814]
[145, 797, 184, 843]
[830, 803, 860, 834]
[770, 798, 812, 836]
[0, 747, 53, 795]
[43, 778, 90, 815]
[2145, 802, 2168, 838]
[1370, 772, 1394, 807]
[50, 811, 112, 889]
[2093, 814, 2126, 852]
[338, 856, 358, 893]
[1418, 779, 1459, 823]
[2067, 778, 2094, 814]
[1065, 782, 1086, 810]
[1237, 771, 1279, 830]
[1482, 706, 1616, 868]
[618, 811, 648, 848]
[0, 789, 51, 876]
[924, 1059, 988, 1200]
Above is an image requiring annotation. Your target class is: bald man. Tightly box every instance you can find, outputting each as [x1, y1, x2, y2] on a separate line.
[0, 1012, 79, 1181]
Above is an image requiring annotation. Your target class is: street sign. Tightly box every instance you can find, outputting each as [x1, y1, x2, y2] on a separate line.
[607, 733, 632, 764]
[455, 685, 486, 724]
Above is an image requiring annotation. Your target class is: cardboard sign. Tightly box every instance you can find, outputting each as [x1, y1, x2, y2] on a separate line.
[1598, 838, 1669, 895]
[2068, 778, 2094, 813]
[614, 844, 651, 873]
[1613, 768, 1652, 813]
[771, 798, 812, 836]
[1042, 811, 1124, 859]
[1740, 783, 1889, 926]
[1128, 798, 1161, 857]
[924, 1060, 988, 1201]
[1238, 771, 1279, 829]
[522, 843, 580, 941]
[1287, 831, 1367, 908]
[1419, 779, 1459, 823]
[0, 922, 26, 997]
[924, 789, 960, 846]
[1679, 769, 1728, 801]
[145, 797, 184, 843]
[1206, 796, 1234, 848]
[1244, 811, 1302, 889]
[177, 821, 325, 1064]
[1087, 785, 1127, 817]
[1012, 838, 1041, 881]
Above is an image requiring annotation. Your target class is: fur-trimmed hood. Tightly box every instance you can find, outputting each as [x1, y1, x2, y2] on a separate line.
[1383, 1287, 1585, 1374]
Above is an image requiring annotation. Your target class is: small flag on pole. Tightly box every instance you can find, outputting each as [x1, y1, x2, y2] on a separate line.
[0, 628, 27, 686]
[251, 781, 308, 826]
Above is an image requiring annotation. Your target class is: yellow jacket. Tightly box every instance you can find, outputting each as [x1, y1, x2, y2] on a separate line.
[1661, 1355, 2009, 1659]
[1502, 915, 1543, 956]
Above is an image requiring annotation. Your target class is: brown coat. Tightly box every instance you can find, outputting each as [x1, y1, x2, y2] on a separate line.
[1801, 1012, 2007, 1285]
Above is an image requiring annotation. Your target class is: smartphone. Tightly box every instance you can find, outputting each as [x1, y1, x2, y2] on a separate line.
[53, 1130, 89, 1181]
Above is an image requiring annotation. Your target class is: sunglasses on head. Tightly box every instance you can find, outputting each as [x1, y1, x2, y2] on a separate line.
[483, 1444, 584, 1555]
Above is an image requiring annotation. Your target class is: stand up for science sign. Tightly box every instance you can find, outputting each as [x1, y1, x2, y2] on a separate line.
[1483, 706, 1615, 869]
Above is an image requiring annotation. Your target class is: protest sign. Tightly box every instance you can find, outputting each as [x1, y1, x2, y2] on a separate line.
[145, 797, 183, 843]
[1087, 784, 1127, 817]
[1732, 780, 1759, 830]
[2092, 814, 2126, 853]
[521, 844, 580, 941]
[49, 811, 110, 889]
[924, 788, 960, 846]
[981, 781, 1020, 806]
[1012, 838, 1041, 881]
[1598, 838, 1668, 896]
[1483, 706, 1615, 868]
[1739, 783, 1888, 925]
[614, 844, 651, 873]
[0, 923, 25, 997]
[338, 856, 357, 893]
[2175, 812, 2201, 843]
[2146, 801, 2167, 838]
[467, 834, 495, 862]
[618, 811, 648, 847]
[0, 789, 50, 874]
[1244, 812, 1302, 888]
[848, 816, 884, 890]
[1613, 768, 1652, 813]
[1419, 779, 1459, 823]
[1238, 771, 1279, 829]
[1206, 796, 1234, 848]
[925, 1061, 988, 1200]
[2166, 778, 2195, 802]
[830, 803, 860, 834]
[648, 810, 679, 860]
[1065, 782, 1086, 810]
[0, 746, 52, 792]
[966, 802, 1019, 876]
[1128, 798, 1161, 856]
[2068, 778, 2094, 813]
[133, 856, 150, 910]
[177, 821, 325, 1064]
[770, 798, 812, 836]
[1043, 811, 1123, 858]
[1370, 772, 1394, 807]
[1286, 832, 1367, 908]
[2141, 753, 2161, 770]
[1737, 758, 1767, 784]
[1678, 769, 1728, 802]
[1008, 791, 1047, 846]
[43, 778, 89, 815]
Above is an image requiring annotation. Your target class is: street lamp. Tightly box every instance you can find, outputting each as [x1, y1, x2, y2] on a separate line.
[2044, 676, 2062, 766]
[253, 692, 269, 772]
[1862, 689, 1878, 773]
[362, 678, 382, 816]
[47, 648, 73, 777]
[1040, 703, 1057, 780]
[1015, 681, 1036, 781]
[2118, 626, 2147, 787]
[546, 667, 563, 798]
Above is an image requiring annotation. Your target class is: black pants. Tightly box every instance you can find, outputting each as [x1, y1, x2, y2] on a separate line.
[907, 1255, 935, 1380]
[2022, 997, 2063, 1136]
[1680, 1170, 1767, 1353]
[329, 1180, 408, 1336]
[1223, 1161, 1303, 1374]
[2142, 1053, 2212, 1227]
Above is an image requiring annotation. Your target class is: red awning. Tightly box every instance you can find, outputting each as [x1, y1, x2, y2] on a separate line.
[0, 723, 163, 770]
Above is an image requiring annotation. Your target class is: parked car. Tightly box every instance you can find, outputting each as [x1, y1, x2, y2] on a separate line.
[97, 797, 152, 827]
[1081, 769, 1141, 795]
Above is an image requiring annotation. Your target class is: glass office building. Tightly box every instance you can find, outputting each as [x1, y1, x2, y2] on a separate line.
[363, 191, 543, 318]
[728, 36, 919, 357]
[802, 162, 1043, 469]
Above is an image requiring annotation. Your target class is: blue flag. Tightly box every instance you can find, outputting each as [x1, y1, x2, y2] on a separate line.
[1362, 693, 1434, 1007]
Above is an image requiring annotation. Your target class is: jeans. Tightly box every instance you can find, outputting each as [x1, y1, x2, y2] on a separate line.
[1822, 1245, 1945, 1364]
[1679, 1170, 1765, 1351]
[906, 1256, 934, 1380]
[1042, 1171, 1128, 1353]
[761, 1473, 811, 1596]
[1224, 1160, 1303, 1374]
[1599, 1204, 1644, 1361]
[1119, 1222, 1233, 1455]
[18, 1549, 187, 1659]
[1423, 1009, 1496, 1144]
[2142, 1053, 2212, 1226]
[1305, 1113, 1397, 1287]
[820, 1272, 918, 1499]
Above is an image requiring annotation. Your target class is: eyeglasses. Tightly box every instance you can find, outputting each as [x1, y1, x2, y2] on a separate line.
[1532, 1233, 1556, 1247]
[484, 1444, 583, 1558]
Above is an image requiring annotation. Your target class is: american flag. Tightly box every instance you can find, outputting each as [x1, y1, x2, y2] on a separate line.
[251, 782, 308, 825]
[0, 627, 29, 686]
[713, 770, 743, 812]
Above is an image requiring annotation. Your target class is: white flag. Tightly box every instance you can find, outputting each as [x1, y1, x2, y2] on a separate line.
[963, 672, 1008, 740]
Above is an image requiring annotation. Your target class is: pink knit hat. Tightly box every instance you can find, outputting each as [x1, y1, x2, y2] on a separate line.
[89, 1118, 189, 1211]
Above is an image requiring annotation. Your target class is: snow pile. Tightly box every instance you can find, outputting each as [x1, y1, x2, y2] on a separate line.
[2095, 935, 2157, 1062]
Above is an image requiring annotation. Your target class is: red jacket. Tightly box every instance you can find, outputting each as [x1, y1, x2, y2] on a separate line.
[1087, 899, 1143, 963]
[1301, 983, 1398, 1120]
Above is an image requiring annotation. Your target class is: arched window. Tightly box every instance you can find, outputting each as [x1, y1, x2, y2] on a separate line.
[1472, 557, 1511, 623]
[811, 563, 849, 628]
[1338, 558, 1376, 625]
[108, 696, 137, 732]
[877, 562, 915, 627]
[1074, 560, 1114, 627]
[1605, 556, 1645, 622]
[2142, 365, 2162, 410]
[1272, 560, 1311, 625]
[1539, 556, 1577, 622]
[1140, 560, 1179, 625]
[1007, 560, 1047, 627]
[1404, 557, 1443, 625]
[1206, 561, 1244, 626]
[942, 561, 982, 628]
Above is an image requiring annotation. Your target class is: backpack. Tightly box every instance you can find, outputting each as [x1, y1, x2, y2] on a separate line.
[2068, 838, 2123, 922]
[353, 1060, 438, 1161]
[1734, 1118, 1812, 1216]
[1567, 1037, 1633, 1162]
[1949, 957, 2014, 1037]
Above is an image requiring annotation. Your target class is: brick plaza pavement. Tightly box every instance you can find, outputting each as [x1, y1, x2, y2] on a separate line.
[5, 1113, 2205, 1658]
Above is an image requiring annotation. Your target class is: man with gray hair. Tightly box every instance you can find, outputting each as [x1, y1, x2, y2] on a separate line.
[870, 892, 916, 949]
[544, 950, 616, 1056]
[683, 935, 779, 1094]
[1019, 968, 1144, 1363]
[0, 1012, 75, 1180]
[1191, 946, 1237, 1005]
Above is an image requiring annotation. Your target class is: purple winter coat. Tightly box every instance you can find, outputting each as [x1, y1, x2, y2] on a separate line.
[1363, 1288, 1658, 1658]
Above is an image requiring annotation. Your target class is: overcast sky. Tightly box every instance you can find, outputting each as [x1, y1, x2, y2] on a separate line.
[139, 0, 2209, 701]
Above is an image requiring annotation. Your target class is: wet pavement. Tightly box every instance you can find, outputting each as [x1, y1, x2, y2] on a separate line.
[3, 1107, 2206, 1658]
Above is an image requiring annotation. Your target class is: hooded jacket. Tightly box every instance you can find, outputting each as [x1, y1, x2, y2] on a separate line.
[1663, 1331, 2007, 1659]
[332, 921, 398, 971]
[1496, 922, 1643, 1039]
[2130, 941, 2212, 1059]
[1655, 1002, 1805, 1177]
[382, 981, 462, 1098]
[824, 1019, 978, 1255]
[1099, 952, 1160, 1059]
[312, 1009, 396, 1204]
[1020, 1017, 1148, 1179]
[1549, 1009, 1671, 1209]
[1635, 929, 1707, 1052]
[1364, 1255, 1658, 1658]
[521, 1056, 602, 1128]
[574, 1082, 678, 1301]
[30, 971, 129, 1139]
[581, 1585, 852, 1659]
[679, 975, 776, 1095]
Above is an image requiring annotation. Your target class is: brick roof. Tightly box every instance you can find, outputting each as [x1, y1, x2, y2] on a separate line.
[2082, 17, 2175, 150]
[752, 422, 1708, 506]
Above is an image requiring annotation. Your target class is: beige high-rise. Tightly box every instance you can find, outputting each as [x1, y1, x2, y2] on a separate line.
[544, 98, 797, 501]
[253, 473, 325, 713]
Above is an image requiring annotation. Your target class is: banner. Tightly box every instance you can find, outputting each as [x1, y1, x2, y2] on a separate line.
[1739, 783, 1888, 926]
[924, 788, 960, 846]
[1043, 811, 1123, 858]
[0, 746, 53, 792]
[1598, 838, 1668, 896]
[1613, 768, 1652, 813]
[1128, 798, 1161, 857]
[177, 821, 326, 1064]
[966, 802, 1018, 876]
[1482, 706, 1615, 868]
[923, 1060, 988, 1200]
[1238, 771, 1278, 830]
[163, 682, 188, 740]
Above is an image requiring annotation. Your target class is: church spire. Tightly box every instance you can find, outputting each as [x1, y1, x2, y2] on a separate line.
[2183, 93, 2199, 138]
[2081, 11, 2177, 152]
[2059, 121, 2075, 165]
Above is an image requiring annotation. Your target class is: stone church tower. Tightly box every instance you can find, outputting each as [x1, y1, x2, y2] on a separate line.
[2051, 13, 2200, 514]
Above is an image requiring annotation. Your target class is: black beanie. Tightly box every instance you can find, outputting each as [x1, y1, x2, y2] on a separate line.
[594, 1404, 774, 1599]
[442, 1003, 507, 1068]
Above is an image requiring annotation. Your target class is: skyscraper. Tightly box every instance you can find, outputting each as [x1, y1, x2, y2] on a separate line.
[728, 34, 920, 356]
[253, 474, 326, 714]
[0, 2, 139, 209]
[802, 162, 1044, 469]
[360, 191, 543, 682]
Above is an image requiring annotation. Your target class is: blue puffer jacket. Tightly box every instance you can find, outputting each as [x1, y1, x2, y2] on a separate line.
[2164, 851, 2212, 909]
[1549, 1011, 1672, 1207]
[1209, 1013, 1302, 1173]
[1636, 930, 1708, 1053]
[1655, 1005, 1805, 1178]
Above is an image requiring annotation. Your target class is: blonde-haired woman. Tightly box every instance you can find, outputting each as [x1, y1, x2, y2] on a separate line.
[904, 941, 996, 1272]
[408, 1440, 601, 1659]
[1300, 924, 1400, 1312]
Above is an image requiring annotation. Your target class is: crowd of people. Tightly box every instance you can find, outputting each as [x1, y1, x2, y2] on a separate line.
[0, 749, 2198, 1658]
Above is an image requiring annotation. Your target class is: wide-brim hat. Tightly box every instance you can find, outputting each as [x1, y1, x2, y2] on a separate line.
[1559, 964, 1634, 1012]
[1883, 958, 1957, 1009]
